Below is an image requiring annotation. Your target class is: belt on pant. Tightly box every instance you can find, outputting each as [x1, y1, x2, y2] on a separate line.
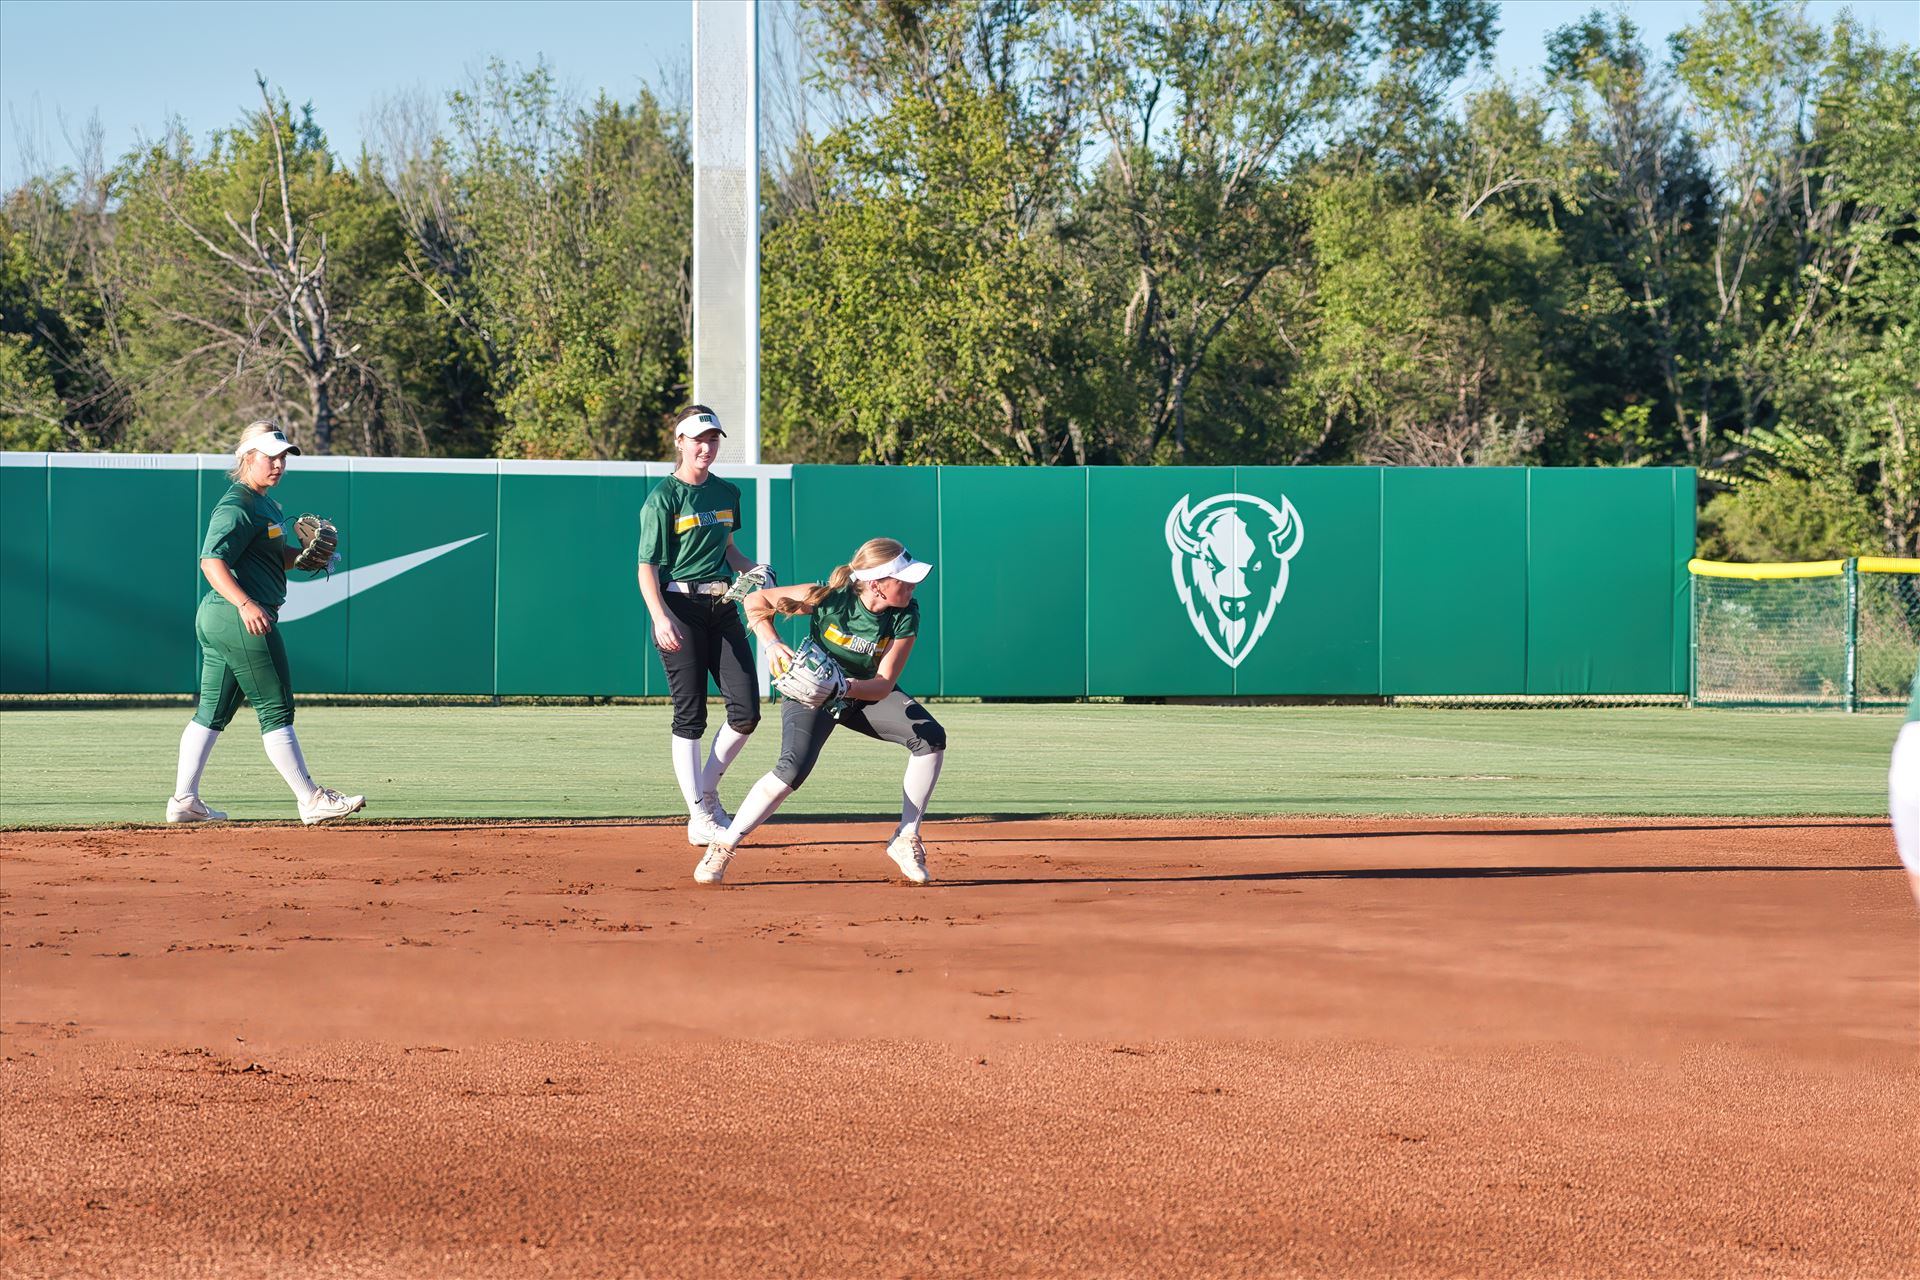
[666, 580, 731, 597]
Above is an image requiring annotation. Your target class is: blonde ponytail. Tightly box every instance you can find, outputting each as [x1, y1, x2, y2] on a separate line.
[775, 565, 852, 615]
[772, 538, 906, 615]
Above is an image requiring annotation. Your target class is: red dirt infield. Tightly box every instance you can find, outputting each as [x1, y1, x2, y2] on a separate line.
[2, 816, 1916, 1278]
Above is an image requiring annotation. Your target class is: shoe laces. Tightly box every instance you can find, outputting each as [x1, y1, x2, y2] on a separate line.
[313, 786, 344, 806]
[895, 834, 927, 865]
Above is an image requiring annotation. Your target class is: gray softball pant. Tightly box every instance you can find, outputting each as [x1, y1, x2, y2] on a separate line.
[773, 688, 946, 790]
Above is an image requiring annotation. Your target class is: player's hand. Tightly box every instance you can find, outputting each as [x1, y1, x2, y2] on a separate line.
[764, 640, 796, 677]
[239, 600, 272, 636]
[653, 617, 685, 653]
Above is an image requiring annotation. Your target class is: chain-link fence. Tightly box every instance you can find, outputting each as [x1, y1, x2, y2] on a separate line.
[1691, 558, 1920, 709]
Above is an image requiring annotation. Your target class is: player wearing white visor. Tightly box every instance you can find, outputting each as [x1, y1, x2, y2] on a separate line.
[691, 537, 945, 886]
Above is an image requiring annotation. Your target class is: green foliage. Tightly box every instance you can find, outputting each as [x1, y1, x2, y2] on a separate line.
[0, 177, 118, 448]
[1697, 425, 1878, 558]
[1697, 476, 1876, 560]
[0, 331, 68, 449]
[764, 62, 1092, 463]
[1308, 172, 1565, 465]
[447, 66, 691, 460]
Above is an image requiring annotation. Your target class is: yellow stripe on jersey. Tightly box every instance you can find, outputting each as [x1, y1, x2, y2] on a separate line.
[267, 524, 283, 539]
[673, 509, 736, 534]
[823, 623, 892, 656]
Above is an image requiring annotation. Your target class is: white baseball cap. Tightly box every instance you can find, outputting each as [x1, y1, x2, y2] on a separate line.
[851, 548, 933, 584]
[236, 429, 301, 459]
[674, 410, 725, 438]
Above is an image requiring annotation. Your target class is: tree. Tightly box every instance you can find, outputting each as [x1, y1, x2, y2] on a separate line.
[1741, 24, 1920, 552]
[0, 122, 125, 450]
[1306, 172, 1565, 466]
[106, 77, 403, 453]
[760, 1, 1100, 464]
[1545, 10, 1719, 463]
[1075, 0, 1500, 464]
[443, 63, 693, 459]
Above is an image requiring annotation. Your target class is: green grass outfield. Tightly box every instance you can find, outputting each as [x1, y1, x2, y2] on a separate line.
[0, 703, 1904, 827]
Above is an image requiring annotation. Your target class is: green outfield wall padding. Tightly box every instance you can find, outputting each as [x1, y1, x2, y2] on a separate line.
[1671, 468, 1696, 693]
[48, 461, 201, 693]
[1382, 468, 1530, 694]
[1526, 468, 1685, 694]
[497, 471, 659, 697]
[1090, 466, 1237, 696]
[0, 456, 1696, 698]
[1227, 467, 1382, 695]
[347, 465, 498, 694]
[939, 466, 1088, 697]
[0, 459, 49, 693]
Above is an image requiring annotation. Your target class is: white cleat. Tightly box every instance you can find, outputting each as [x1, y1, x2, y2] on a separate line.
[299, 786, 366, 825]
[886, 833, 931, 885]
[686, 797, 731, 847]
[694, 842, 736, 885]
[166, 795, 227, 823]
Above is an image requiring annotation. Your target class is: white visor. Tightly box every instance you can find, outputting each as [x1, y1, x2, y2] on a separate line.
[850, 549, 933, 584]
[236, 430, 300, 459]
[674, 412, 725, 438]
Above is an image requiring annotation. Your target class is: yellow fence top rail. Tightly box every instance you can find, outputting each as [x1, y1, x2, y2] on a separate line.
[1688, 556, 1920, 579]
[1688, 558, 1845, 579]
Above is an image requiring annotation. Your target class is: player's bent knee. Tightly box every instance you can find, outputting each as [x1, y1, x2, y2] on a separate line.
[728, 717, 761, 735]
[256, 708, 295, 734]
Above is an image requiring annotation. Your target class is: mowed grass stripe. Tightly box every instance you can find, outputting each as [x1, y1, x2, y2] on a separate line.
[0, 704, 1902, 827]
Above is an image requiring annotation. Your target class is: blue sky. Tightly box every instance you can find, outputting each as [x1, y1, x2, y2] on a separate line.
[2, 0, 1915, 190]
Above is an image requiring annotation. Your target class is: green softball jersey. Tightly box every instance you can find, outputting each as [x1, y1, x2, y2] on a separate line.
[1908, 665, 1920, 722]
[199, 483, 289, 610]
[637, 474, 744, 582]
[810, 584, 919, 681]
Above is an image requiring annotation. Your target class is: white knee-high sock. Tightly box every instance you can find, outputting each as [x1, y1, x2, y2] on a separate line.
[261, 727, 316, 802]
[898, 750, 944, 838]
[174, 722, 219, 800]
[671, 735, 705, 812]
[722, 773, 793, 845]
[703, 724, 750, 796]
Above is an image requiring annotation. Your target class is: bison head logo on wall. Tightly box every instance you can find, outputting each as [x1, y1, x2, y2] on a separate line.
[1164, 492, 1305, 669]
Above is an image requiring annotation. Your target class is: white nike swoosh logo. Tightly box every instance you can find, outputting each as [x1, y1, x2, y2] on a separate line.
[280, 534, 488, 622]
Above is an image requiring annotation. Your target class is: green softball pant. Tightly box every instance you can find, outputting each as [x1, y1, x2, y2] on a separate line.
[191, 594, 295, 733]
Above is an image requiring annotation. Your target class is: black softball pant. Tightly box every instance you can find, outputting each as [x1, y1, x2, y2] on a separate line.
[773, 689, 946, 790]
[656, 592, 760, 740]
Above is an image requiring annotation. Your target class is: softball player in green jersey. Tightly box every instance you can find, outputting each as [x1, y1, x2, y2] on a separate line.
[637, 406, 768, 846]
[166, 420, 365, 825]
[1890, 666, 1920, 906]
[693, 537, 946, 886]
